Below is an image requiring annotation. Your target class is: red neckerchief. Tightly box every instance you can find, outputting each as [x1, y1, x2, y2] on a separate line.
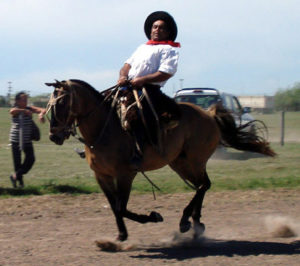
[146, 40, 181, 47]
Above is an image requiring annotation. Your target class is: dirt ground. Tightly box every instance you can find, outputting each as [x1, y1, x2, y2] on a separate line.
[0, 189, 299, 265]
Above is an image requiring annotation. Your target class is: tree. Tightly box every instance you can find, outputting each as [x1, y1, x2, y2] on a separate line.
[0, 96, 10, 107]
[274, 82, 300, 111]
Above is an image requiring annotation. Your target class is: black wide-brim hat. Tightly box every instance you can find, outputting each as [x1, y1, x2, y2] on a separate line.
[144, 11, 177, 41]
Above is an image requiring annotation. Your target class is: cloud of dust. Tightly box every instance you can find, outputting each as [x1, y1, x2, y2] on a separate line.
[159, 226, 208, 249]
[95, 223, 208, 252]
[264, 215, 299, 238]
[95, 238, 139, 252]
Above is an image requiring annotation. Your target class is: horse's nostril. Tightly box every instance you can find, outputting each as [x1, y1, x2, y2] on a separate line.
[49, 133, 64, 145]
[49, 134, 56, 142]
[50, 127, 60, 134]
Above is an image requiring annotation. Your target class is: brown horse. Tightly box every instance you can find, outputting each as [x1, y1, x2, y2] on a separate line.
[46, 79, 275, 241]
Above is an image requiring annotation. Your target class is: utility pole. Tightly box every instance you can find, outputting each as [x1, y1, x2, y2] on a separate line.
[7, 81, 12, 106]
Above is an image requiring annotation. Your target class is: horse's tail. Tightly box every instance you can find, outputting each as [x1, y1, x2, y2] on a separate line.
[209, 104, 276, 157]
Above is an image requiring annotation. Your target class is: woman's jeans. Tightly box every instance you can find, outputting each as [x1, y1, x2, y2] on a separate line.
[11, 142, 35, 180]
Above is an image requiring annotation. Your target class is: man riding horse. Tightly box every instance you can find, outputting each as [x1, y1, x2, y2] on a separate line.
[117, 11, 181, 166]
[46, 12, 276, 243]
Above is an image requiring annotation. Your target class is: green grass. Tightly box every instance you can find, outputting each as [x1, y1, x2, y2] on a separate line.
[254, 111, 300, 142]
[1, 107, 300, 197]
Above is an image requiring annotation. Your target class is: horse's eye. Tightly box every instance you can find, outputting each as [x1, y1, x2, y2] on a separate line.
[57, 97, 65, 106]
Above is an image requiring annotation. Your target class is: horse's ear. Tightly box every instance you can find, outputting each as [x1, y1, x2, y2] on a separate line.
[45, 80, 60, 88]
[45, 82, 55, 87]
[45, 80, 68, 89]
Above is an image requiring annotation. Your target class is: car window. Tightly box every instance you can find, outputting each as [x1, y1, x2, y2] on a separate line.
[222, 94, 232, 110]
[175, 95, 220, 109]
[174, 96, 193, 103]
[232, 96, 242, 113]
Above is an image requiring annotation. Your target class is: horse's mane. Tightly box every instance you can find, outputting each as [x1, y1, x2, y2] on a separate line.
[68, 79, 105, 103]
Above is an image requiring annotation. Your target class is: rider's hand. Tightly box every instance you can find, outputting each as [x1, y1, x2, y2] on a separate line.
[130, 77, 145, 88]
[118, 76, 128, 87]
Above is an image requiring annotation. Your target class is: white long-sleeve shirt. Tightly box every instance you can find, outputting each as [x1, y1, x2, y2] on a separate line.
[125, 43, 179, 87]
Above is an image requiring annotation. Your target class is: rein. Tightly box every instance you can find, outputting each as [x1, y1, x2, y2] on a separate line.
[89, 86, 120, 149]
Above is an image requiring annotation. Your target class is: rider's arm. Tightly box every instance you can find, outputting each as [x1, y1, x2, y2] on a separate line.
[118, 63, 131, 86]
[130, 71, 172, 88]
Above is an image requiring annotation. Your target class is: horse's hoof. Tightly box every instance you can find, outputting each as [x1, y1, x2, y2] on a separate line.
[194, 222, 205, 237]
[180, 220, 191, 233]
[150, 211, 163, 222]
[116, 232, 128, 242]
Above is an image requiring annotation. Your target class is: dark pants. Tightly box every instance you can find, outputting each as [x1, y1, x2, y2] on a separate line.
[130, 84, 181, 150]
[143, 84, 181, 119]
[11, 142, 35, 181]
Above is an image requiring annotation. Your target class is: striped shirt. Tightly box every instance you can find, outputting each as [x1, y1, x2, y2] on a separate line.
[9, 107, 34, 144]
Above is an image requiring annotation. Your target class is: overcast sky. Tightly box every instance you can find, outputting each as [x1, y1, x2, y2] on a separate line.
[1, 0, 299, 97]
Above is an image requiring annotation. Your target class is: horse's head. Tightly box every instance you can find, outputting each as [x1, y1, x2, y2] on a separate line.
[45, 80, 76, 145]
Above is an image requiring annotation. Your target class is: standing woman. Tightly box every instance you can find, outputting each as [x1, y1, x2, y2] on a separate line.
[9, 91, 46, 188]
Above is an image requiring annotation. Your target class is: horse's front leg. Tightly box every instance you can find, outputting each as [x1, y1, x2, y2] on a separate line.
[124, 209, 164, 223]
[116, 176, 164, 224]
[104, 190, 129, 241]
[96, 176, 128, 241]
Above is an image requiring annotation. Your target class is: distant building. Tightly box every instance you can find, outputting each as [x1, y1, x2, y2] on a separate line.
[238, 95, 274, 113]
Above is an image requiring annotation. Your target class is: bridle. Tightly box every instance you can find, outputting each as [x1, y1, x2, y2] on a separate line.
[45, 85, 80, 140]
[46, 82, 119, 148]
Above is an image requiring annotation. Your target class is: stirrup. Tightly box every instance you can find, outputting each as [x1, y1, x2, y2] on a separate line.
[74, 148, 86, 158]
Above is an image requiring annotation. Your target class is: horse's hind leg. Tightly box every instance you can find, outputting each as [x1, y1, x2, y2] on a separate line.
[169, 161, 211, 234]
[191, 171, 211, 236]
[179, 173, 210, 234]
[179, 188, 202, 233]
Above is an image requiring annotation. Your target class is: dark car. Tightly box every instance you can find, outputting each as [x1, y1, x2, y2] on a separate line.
[174, 87, 255, 132]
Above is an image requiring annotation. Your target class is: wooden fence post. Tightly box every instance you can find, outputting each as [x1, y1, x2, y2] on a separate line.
[280, 111, 285, 146]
